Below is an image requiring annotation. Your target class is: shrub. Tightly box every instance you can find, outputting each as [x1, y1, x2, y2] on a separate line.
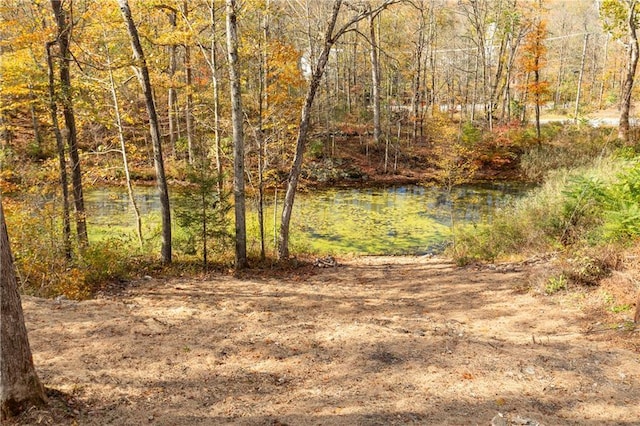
[452, 154, 636, 265]
[55, 268, 91, 301]
[560, 246, 621, 286]
[461, 121, 483, 145]
[5, 195, 138, 300]
[6, 196, 69, 298]
[545, 274, 568, 294]
[520, 125, 618, 181]
[308, 139, 325, 159]
[80, 239, 131, 289]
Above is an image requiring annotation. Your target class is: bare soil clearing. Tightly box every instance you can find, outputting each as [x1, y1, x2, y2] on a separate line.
[11, 256, 640, 425]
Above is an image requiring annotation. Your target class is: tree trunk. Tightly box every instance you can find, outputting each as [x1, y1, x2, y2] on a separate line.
[599, 34, 609, 109]
[534, 65, 541, 143]
[105, 41, 143, 248]
[488, 31, 508, 127]
[471, 51, 479, 122]
[185, 46, 194, 164]
[183, 1, 194, 164]
[167, 9, 178, 158]
[501, 26, 522, 122]
[226, 0, 247, 269]
[574, 33, 589, 122]
[1, 197, 47, 420]
[620, 0, 639, 144]
[427, 2, 436, 120]
[45, 41, 72, 260]
[278, 1, 343, 260]
[369, 11, 381, 146]
[51, 0, 88, 248]
[118, 0, 172, 264]
[181, 1, 222, 190]
[411, 6, 426, 144]
[554, 19, 567, 108]
[210, 1, 223, 196]
[278, 0, 398, 260]
[28, 86, 42, 154]
[467, 0, 487, 124]
[258, 3, 269, 261]
[533, 13, 543, 144]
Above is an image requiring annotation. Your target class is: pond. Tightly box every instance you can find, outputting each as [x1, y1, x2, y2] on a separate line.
[84, 183, 530, 256]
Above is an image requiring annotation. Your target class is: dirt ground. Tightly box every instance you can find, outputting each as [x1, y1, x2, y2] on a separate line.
[10, 256, 640, 425]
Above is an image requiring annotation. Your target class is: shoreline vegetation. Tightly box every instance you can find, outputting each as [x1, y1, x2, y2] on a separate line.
[2, 121, 637, 301]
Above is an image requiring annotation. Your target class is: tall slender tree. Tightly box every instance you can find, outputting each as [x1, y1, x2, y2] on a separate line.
[160, 5, 179, 157]
[369, 9, 381, 146]
[278, 0, 398, 260]
[183, 0, 195, 164]
[257, 1, 269, 260]
[178, 1, 224, 192]
[226, 0, 247, 268]
[409, 1, 427, 143]
[118, 0, 172, 264]
[521, 2, 549, 143]
[104, 38, 143, 248]
[210, 1, 224, 196]
[45, 40, 72, 260]
[51, 0, 88, 248]
[600, 0, 639, 143]
[574, 32, 589, 121]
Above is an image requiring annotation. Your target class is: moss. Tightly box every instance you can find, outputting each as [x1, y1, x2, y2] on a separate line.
[83, 184, 524, 258]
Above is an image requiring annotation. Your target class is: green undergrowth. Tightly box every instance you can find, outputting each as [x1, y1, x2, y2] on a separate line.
[2, 194, 232, 300]
[451, 151, 640, 286]
[5, 197, 140, 299]
[2, 122, 629, 299]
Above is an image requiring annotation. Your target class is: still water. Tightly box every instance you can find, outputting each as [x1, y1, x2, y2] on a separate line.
[85, 183, 529, 255]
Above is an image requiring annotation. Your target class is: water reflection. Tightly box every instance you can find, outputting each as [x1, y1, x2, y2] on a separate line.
[85, 183, 530, 255]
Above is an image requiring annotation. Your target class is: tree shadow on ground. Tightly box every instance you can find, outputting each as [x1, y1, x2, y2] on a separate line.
[17, 257, 640, 425]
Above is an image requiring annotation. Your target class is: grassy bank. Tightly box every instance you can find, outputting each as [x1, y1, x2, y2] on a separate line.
[1, 121, 629, 300]
[452, 150, 640, 285]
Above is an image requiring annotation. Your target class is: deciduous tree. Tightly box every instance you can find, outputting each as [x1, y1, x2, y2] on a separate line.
[520, 2, 549, 143]
[51, 0, 88, 248]
[620, 0, 638, 144]
[45, 40, 72, 260]
[226, 0, 247, 268]
[601, 0, 638, 143]
[278, 0, 398, 260]
[118, 0, 172, 263]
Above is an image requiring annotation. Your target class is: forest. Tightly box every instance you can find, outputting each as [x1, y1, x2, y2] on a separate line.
[2, 0, 640, 424]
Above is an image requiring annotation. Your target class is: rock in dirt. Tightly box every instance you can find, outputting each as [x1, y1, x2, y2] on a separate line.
[491, 413, 507, 426]
[313, 255, 339, 268]
[512, 415, 540, 425]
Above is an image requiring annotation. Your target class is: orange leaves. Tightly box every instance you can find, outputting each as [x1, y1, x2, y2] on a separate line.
[263, 39, 304, 133]
[0, 170, 20, 194]
[267, 40, 304, 91]
[516, 6, 550, 103]
[526, 80, 550, 97]
[520, 18, 548, 74]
